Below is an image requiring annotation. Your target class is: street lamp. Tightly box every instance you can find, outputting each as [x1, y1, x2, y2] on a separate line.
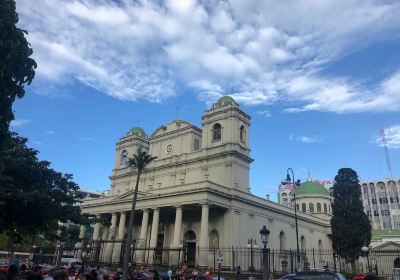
[281, 168, 301, 265]
[260, 226, 270, 280]
[361, 246, 371, 275]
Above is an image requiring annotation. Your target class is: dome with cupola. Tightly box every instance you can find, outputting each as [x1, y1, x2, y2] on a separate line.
[128, 126, 146, 137]
[295, 180, 330, 198]
[216, 95, 236, 105]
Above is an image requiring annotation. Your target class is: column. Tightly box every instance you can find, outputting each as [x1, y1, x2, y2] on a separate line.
[148, 208, 160, 264]
[105, 212, 117, 263]
[172, 206, 183, 264]
[92, 214, 101, 241]
[76, 225, 86, 259]
[112, 212, 126, 263]
[199, 203, 209, 267]
[138, 209, 149, 263]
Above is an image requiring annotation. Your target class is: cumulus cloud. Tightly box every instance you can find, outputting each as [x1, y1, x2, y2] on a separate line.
[17, 0, 400, 112]
[374, 125, 400, 149]
[10, 119, 31, 128]
[290, 134, 325, 143]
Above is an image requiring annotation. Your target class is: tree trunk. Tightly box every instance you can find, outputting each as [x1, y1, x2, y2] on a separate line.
[122, 170, 141, 280]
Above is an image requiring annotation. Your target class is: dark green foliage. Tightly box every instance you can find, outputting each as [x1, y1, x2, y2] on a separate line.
[0, 133, 84, 243]
[331, 168, 371, 263]
[0, 0, 37, 173]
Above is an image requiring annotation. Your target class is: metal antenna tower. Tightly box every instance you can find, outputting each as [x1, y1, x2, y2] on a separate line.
[380, 128, 393, 178]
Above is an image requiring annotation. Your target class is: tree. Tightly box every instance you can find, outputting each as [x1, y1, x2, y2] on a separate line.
[122, 148, 157, 280]
[0, 133, 84, 249]
[331, 168, 371, 269]
[0, 0, 37, 174]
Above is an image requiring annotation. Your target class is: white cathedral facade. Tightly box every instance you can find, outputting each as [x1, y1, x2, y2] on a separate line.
[80, 96, 332, 268]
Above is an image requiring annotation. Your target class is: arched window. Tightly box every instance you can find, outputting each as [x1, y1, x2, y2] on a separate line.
[300, 236, 306, 250]
[328, 204, 331, 214]
[279, 231, 286, 251]
[212, 123, 222, 141]
[324, 203, 327, 213]
[296, 204, 299, 211]
[240, 125, 246, 142]
[209, 230, 219, 249]
[120, 150, 127, 165]
[317, 203, 321, 212]
[301, 203, 306, 212]
[309, 203, 314, 213]
[318, 240, 323, 251]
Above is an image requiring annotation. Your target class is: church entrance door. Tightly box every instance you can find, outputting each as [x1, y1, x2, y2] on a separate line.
[154, 234, 164, 265]
[185, 242, 196, 268]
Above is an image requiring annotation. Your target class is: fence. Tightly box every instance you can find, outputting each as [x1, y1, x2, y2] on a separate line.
[3, 241, 400, 279]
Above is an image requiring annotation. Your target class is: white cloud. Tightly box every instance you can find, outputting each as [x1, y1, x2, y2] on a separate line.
[17, 0, 400, 112]
[296, 135, 324, 144]
[374, 125, 400, 149]
[290, 134, 325, 144]
[256, 110, 271, 117]
[45, 130, 56, 135]
[10, 119, 31, 128]
[77, 137, 95, 142]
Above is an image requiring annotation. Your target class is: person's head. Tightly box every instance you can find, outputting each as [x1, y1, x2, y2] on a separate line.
[27, 273, 43, 280]
[54, 270, 68, 280]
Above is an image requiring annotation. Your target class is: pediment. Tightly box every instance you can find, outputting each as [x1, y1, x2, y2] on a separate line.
[151, 120, 200, 138]
[374, 241, 400, 251]
[114, 189, 149, 201]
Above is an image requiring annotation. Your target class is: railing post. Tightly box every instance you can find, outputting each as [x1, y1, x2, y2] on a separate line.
[312, 248, 315, 268]
[333, 251, 337, 272]
[272, 250, 275, 272]
[290, 249, 293, 274]
[232, 247, 235, 271]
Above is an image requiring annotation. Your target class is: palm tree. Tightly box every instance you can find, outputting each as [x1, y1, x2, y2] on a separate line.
[122, 148, 157, 280]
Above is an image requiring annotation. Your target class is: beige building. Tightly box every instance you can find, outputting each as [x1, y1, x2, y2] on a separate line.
[80, 96, 332, 268]
[361, 178, 400, 230]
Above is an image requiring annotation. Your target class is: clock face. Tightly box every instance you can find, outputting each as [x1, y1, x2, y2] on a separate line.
[165, 143, 173, 154]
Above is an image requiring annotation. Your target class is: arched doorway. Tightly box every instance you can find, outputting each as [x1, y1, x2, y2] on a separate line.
[394, 257, 400, 268]
[183, 230, 197, 267]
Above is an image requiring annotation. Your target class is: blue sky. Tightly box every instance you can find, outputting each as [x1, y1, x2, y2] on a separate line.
[11, 0, 400, 200]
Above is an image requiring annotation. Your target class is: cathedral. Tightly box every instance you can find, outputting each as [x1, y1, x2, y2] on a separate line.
[80, 96, 332, 268]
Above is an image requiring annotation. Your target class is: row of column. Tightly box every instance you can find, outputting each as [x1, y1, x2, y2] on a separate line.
[80, 203, 210, 266]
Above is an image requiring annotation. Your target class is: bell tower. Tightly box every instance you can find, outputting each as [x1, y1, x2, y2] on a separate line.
[201, 96, 253, 192]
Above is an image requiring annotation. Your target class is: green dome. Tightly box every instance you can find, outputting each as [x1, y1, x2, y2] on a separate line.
[295, 181, 330, 197]
[129, 127, 145, 136]
[216, 96, 236, 105]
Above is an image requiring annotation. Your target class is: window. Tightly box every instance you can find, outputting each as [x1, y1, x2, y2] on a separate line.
[372, 199, 377, 204]
[309, 203, 314, 213]
[283, 198, 288, 202]
[296, 204, 300, 211]
[209, 230, 219, 249]
[120, 150, 127, 165]
[194, 138, 200, 151]
[324, 203, 327, 213]
[317, 203, 321, 212]
[379, 198, 388, 204]
[367, 211, 371, 216]
[390, 197, 394, 203]
[381, 210, 390, 216]
[373, 210, 379, 216]
[212, 123, 222, 141]
[363, 187, 368, 194]
[240, 125, 246, 142]
[302, 203, 306, 213]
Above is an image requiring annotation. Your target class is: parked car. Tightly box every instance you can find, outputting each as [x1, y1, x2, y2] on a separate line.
[279, 269, 347, 279]
[32, 264, 55, 276]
